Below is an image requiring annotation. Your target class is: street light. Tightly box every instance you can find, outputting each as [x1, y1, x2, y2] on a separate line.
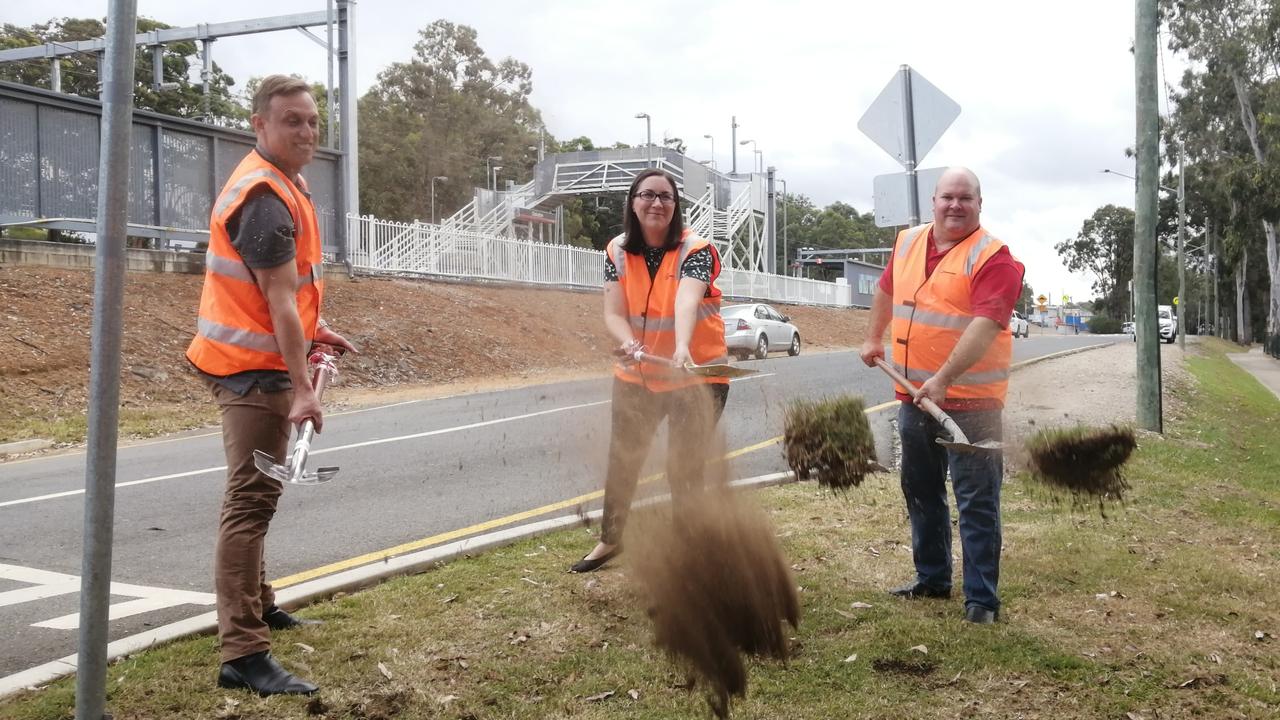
[486, 155, 502, 191]
[1102, 168, 1174, 194]
[431, 175, 448, 224]
[703, 133, 715, 169]
[739, 139, 757, 173]
[491, 165, 503, 193]
[635, 112, 651, 166]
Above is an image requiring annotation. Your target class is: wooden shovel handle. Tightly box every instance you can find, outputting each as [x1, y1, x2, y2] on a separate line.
[873, 358, 971, 444]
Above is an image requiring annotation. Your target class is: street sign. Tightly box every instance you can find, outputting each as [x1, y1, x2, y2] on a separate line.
[872, 167, 946, 227]
[858, 67, 961, 167]
[1062, 295, 1070, 305]
[1036, 294, 1048, 305]
[1173, 296, 1179, 306]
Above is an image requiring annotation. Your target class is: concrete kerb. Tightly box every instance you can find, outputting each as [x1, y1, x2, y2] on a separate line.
[0, 471, 797, 700]
[1, 342, 1119, 700]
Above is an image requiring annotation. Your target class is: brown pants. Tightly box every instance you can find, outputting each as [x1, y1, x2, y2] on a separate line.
[209, 381, 292, 663]
[600, 379, 729, 545]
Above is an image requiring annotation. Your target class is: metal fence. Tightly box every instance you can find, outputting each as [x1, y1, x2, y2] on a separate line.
[0, 80, 341, 252]
[349, 214, 853, 306]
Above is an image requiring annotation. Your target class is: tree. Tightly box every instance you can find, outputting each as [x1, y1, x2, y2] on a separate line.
[358, 21, 544, 222]
[0, 17, 245, 125]
[1056, 205, 1135, 320]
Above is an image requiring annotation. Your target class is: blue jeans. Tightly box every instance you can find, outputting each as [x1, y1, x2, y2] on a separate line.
[897, 402, 1004, 611]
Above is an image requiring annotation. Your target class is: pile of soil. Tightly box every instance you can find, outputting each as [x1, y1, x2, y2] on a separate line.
[0, 264, 869, 443]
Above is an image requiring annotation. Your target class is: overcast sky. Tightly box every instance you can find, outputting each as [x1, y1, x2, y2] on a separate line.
[7, 0, 1186, 302]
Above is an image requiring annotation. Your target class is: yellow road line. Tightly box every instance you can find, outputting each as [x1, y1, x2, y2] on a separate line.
[272, 398, 902, 589]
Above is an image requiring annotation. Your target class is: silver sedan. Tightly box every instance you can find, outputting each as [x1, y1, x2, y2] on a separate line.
[722, 303, 801, 360]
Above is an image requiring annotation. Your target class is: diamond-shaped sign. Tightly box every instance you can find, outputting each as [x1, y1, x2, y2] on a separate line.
[858, 67, 960, 167]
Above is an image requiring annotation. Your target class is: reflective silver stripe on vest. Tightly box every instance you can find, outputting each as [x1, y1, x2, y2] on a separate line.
[196, 317, 280, 354]
[892, 362, 1010, 387]
[896, 224, 930, 258]
[964, 234, 995, 275]
[295, 262, 325, 289]
[893, 303, 972, 330]
[213, 168, 288, 218]
[628, 302, 720, 332]
[205, 253, 255, 283]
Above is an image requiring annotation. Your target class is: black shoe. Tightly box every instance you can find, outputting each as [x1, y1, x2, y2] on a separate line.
[965, 605, 999, 624]
[264, 605, 322, 630]
[888, 581, 951, 599]
[569, 547, 620, 573]
[218, 651, 318, 696]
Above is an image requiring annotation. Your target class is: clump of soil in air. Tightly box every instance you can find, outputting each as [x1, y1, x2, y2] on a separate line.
[783, 395, 879, 490]
[627, 412, 799, 718]
[1025, 424, 1137, 510]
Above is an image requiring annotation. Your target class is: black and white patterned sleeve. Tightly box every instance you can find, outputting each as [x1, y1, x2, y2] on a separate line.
[603, 253, 619, 282]
[679, 246, 714, 283]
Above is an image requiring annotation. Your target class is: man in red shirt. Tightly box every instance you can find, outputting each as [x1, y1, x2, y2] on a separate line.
[859, 167, 1024, 624]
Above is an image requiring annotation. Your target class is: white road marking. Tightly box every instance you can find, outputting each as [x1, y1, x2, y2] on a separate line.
[0, 563, 215, 631]
[0, 399, 611, 508]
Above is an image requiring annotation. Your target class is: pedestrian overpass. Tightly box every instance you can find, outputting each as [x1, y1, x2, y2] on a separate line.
[440, 146, 775, 273]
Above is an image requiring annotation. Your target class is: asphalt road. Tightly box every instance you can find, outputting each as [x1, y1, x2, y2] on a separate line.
[0, 334, 1110, 678]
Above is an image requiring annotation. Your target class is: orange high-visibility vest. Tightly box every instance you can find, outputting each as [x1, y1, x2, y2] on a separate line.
[186, 150, 324, 376]
[889, 223, 1013, 405]
[608, 229, 729, 391]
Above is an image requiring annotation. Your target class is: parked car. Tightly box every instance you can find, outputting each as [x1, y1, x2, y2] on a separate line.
[1122, 321, 1135, 335]
[722, 303, 801, 360]
[1158, 305, 1177, 343]
[1009, 310, 1030, 338]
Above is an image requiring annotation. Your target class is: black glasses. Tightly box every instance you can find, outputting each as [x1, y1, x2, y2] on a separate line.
[633, 190, 676, 205]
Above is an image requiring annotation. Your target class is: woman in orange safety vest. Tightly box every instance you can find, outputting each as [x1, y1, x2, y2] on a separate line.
[569, 168, 731, 573]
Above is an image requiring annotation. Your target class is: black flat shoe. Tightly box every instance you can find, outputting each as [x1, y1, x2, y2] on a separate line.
[264, 605, 322, 630]
[218, 651, 318, 696]
[569, 547, 620, 573]
[964, 605, 999, 624]
[888, 581, 952, 599]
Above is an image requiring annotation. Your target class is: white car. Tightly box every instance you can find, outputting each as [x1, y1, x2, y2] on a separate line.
[1009, 310, 1030, 338]
[723, 303, 801, 360]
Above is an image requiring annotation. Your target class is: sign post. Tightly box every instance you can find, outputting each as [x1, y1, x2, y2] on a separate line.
[859, 65, 960, 228]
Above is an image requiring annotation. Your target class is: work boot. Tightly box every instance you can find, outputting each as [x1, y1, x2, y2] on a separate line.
[888, 581, 951, 599]
[218, 651, 318, 696]
[964, 605, 999, 624]
[264, 605, 322, 630]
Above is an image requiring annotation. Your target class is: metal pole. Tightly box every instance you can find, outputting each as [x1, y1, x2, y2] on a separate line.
[731, 115, 738, 174]
[200, 39, 213, 121]
[645, 116, 651, 167]
[766, 166, 777, 274]
[50, 58, 61, 92]
[779, 178, 788, 276]
[76, 1, 137, 718]
[151, 44, 163, 90]
[1135, 0, 1163, 432]
[431, 181, 436, 224]
[337, 0, 359, 266]
[326, 0, 336, 148]
[1177, 145, 1187, 349]
[1211, 217, 1220, 336]
[899, 64, 920, 226]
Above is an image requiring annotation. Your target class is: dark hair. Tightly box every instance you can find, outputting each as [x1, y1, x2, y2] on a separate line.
[252, 75, 313, 116]
[622, 169, 684, 254]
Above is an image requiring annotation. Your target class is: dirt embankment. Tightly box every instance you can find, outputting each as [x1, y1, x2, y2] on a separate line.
[0, 265, 869, 444]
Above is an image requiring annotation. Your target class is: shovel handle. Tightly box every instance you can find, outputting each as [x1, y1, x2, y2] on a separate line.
[873, 358, 971, 445]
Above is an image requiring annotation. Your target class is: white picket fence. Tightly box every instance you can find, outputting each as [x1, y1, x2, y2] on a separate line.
[347, 214, 853, 307]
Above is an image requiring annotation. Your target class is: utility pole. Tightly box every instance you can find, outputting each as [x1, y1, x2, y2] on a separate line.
[1135, 0, 1163, 432]
[1177, 145, 1187, 349]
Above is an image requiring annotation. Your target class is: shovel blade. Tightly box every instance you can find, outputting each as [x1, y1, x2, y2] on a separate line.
[252, 449, 291, 482]
[683, 362, 759, 379]
[290, 465, 339, 486]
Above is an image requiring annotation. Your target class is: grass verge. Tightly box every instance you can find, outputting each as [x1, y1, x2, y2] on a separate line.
[1, 338, 1277, 719]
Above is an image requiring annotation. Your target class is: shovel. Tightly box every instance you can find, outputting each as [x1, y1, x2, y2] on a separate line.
[626, 349, 759, 379]
[874, 358, 1003, 453]
[253, 350, 341, 485]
